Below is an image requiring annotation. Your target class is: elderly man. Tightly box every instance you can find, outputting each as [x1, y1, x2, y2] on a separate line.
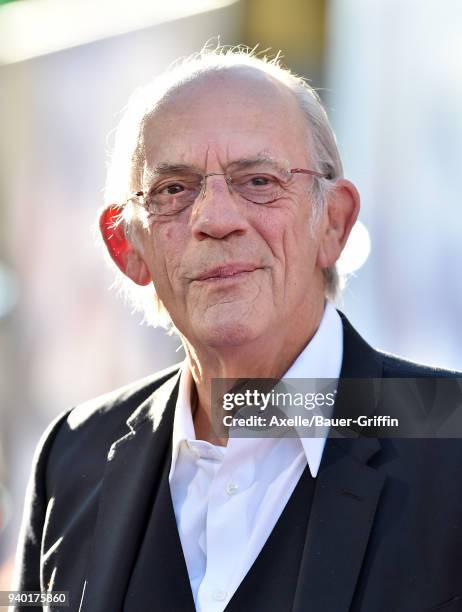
[12, 47, 462, 612]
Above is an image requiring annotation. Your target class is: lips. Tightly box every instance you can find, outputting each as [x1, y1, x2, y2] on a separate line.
[194, 263, 258, 282]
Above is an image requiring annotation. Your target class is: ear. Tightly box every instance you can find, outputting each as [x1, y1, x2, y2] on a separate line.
[317, 179, 360, 269]
[99, 206, 152, 286]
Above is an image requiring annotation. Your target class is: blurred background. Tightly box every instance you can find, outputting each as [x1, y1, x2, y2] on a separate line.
[0, 0, 461, 588]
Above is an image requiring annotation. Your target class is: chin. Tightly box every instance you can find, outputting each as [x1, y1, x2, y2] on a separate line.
[193, 312, 265, 348]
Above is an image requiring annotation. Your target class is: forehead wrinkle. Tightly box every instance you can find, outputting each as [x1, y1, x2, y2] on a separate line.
[146, 152, 288, 176]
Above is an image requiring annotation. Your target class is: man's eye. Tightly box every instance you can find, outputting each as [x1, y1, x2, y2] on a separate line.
[159, 183, 185, 195]
[247, 175, 277, 188]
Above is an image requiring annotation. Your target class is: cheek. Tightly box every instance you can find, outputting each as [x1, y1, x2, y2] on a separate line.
[260, 208, 319, 285]
[253, 204, 313, 264]
[143, 224, 185, 289]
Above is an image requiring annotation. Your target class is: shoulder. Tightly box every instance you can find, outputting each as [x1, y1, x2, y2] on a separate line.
[378, 349, 462, 378]
[36, 363, 182, 478]
[337, 309, 462, 379]
[65, 361, 182, 430]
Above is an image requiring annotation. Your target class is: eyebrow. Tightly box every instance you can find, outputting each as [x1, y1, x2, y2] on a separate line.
[144, 154, 286, 185]
[227, 155, 285, 171]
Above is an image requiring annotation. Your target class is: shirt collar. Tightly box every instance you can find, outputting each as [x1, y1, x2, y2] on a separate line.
[282, 301, 343, 477]
[169, 301, 343, 479]
[169, 360, 197, 482]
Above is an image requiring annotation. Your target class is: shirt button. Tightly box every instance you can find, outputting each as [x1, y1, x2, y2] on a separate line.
[225, 481, 239, 495]
[213, 589, 227, 601]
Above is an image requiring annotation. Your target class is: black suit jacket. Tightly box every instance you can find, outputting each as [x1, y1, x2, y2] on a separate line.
[12, 313, 462, 611]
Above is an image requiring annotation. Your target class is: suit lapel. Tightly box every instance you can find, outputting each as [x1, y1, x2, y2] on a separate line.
[293, 436, 385, 612]
[80, 371, 182, 612]
[294, 312, 387, 612]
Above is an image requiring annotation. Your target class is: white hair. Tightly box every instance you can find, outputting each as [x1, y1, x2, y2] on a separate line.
[100, 44, 345, 328]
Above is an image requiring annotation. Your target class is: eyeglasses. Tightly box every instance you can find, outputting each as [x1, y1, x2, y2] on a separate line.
[124, 163, 332, 218]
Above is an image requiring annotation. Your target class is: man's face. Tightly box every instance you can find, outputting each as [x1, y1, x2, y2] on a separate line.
[134, 68, 326, 349]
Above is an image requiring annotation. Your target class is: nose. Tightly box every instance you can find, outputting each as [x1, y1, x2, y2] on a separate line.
[191, 173, 248, 241]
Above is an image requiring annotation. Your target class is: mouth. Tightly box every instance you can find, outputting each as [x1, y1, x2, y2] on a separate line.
[194, 263, 259, 282]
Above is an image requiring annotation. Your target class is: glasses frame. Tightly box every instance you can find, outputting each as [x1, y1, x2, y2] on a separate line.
[124, 166, 332, 215]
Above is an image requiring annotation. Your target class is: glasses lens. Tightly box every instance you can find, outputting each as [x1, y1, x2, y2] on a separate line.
[230, 167, 288, 204]
[145, 174, 202, 215]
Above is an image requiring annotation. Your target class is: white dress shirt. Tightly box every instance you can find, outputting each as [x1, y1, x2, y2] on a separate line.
[169, 301, 343, 612]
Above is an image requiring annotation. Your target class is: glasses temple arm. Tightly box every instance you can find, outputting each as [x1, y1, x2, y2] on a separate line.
[290, 168, 331, 179]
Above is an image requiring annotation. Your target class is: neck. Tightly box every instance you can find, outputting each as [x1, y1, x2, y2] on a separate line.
[182, 298, 326, 444]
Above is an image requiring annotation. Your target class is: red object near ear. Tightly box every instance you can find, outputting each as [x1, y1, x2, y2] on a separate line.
[99, 206, 131, 270]
[99, 205, 152, 286]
